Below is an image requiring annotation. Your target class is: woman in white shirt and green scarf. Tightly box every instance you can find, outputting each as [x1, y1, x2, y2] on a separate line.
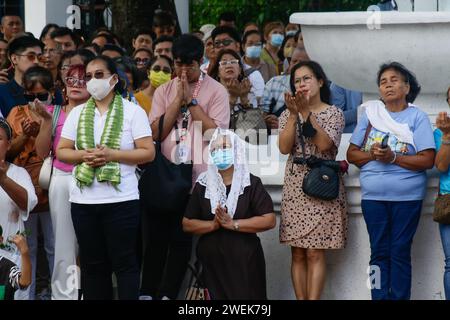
[57, 56, 155, 300]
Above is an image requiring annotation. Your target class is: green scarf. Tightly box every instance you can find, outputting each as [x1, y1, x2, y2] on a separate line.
[75, 93, 124, 189]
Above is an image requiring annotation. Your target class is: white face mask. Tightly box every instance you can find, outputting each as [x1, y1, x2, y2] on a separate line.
[86, 75, 117, 101]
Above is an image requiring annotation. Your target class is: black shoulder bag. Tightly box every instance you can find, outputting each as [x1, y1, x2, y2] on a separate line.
[138, 114, 193, 213]
[292, 116, 342, 201]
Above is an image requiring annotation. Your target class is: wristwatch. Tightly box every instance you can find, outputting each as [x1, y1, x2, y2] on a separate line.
[187, 98, 198, 108]
[233, 221, 240, 231]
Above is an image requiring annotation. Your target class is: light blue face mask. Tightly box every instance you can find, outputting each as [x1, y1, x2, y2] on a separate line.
[211, 148, 234, 171]
[286, 30, 297, 37]
[245, 45, 262, 59]
[271, 33, 284, 47]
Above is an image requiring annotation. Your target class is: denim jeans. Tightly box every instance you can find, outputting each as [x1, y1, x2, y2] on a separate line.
[71, 200, 140, 300]
[361, 200, 422, 300]
[439, 223, 450, 300]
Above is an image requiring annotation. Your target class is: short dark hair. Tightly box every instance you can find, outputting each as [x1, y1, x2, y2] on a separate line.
[172, 34, 204, 64]
[242, 30, 261, 46]
[377, 61, 421, 103]
[7, 35, 44, 58]
[87, 55, 125, 94]
[114, 56, 141, 90]
[219, 12, 236, 23]
[90, 33, 115, 47]
[209, 48, 245, 82]
[290, 60, 330, 104]
[50, 27, 81, 47]
[152, 35, 174, 51]
[100, 44, 125, 57]
[149, 54, 173, 70]
[58, 49, 95, 71]
[23, 65, 54, 92]
[211, 26, 241, 44]
[81, 42, 101, 55]
[132, 48, 153, 59]
[39, 23, 59, 42]
[152, 10, 176, 27]
[133, 28, 155, 41]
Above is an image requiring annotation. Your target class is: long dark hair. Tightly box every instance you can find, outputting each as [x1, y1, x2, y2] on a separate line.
[289, 60, 330, 104]
[377, 61, 421, 103]
[209, 49, 245, 82]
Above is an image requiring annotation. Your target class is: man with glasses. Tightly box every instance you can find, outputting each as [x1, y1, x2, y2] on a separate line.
[211, 26, 265, 109]
[144, 34, 229, 301]
[0, 36, 44, 118]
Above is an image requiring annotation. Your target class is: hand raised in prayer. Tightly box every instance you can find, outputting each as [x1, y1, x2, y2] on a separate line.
[225, 79, 241, 99]
[22, 119, 40, 138]
[180, 71, 192, 103]
[294, 90, 311, 119]
[436, 112, 450, 137]
[215, 205, 233, 229]
[31, 98, 52, 121]
[284, 92, 298, 116]
[239, 78, 252, 99]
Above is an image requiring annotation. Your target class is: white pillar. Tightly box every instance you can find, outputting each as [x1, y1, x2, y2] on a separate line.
[175, 0, 189, 34]
[24, 0, 47, 38]
[24, 0, 74, 38]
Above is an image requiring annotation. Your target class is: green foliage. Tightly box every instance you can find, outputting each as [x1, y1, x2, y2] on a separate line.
[190, 0, 375, 31]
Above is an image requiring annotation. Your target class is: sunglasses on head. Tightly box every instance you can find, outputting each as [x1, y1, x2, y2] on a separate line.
[85, 71, 112, 82]
[24, 92, 50, 102]
[151, 65, 171, 74]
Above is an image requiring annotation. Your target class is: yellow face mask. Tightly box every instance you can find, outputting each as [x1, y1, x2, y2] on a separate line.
[149, 70, 171, 88]
[284, 47, 294, 58]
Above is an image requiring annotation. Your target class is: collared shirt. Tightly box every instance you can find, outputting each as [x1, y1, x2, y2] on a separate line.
[329, 82, 363, 133]
[260, 75, 291, 115]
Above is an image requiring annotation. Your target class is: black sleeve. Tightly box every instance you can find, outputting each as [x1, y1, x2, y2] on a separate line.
[184, 182, 205, 219]
[249, 175, 274, 216]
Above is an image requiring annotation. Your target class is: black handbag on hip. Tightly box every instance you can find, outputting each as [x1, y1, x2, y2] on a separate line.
[292, 117, 341, 201]
[138, 114, 193, 213]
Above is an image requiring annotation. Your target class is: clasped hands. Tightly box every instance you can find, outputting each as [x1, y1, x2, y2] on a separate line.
[82, 144, 115, 168]
[213, 205, 234, 230]
[369, 143, 395, 164]
[284, 90, 311, 119]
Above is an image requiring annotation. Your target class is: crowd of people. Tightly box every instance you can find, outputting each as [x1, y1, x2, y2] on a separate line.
[0, 6, 449, 301]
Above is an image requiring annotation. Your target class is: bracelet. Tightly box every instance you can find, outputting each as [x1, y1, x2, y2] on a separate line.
[390, 152, 397, 164]
[442, 139, 450, 145]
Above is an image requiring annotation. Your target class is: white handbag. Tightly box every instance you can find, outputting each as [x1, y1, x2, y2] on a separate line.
[38, 105, 62, 190]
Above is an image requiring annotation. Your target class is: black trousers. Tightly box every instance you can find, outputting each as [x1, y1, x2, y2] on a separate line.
[71, 200, 141, 300]
[140, 205, 192, 299]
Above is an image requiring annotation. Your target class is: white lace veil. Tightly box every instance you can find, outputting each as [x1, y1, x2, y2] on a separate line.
[196, 128, 251, 218]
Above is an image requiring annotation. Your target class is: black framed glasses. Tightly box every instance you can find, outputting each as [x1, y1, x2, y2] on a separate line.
[24, 92, 50, 102]
[85, 71, 112, 82]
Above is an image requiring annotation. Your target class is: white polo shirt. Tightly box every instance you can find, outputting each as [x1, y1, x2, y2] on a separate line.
[61, 98, 152, 204]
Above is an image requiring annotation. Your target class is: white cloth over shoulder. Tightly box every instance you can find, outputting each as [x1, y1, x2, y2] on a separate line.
[196, 129, 251, 218]
[363, 99, 416, 150]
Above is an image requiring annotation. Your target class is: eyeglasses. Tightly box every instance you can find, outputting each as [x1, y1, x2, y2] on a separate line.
[151, 65, 172, 74]
[85, 71, 112, 82]
[60, 64, 71, 71]
[214, 39, 235, 48]
[65, 77, 87, 87]
[24, 92, 49, 102]
[15, 52, 43, 62]
[219, 59, 239, 67]
[294, 75, 314, 85]
[134, 57, 150, 65]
